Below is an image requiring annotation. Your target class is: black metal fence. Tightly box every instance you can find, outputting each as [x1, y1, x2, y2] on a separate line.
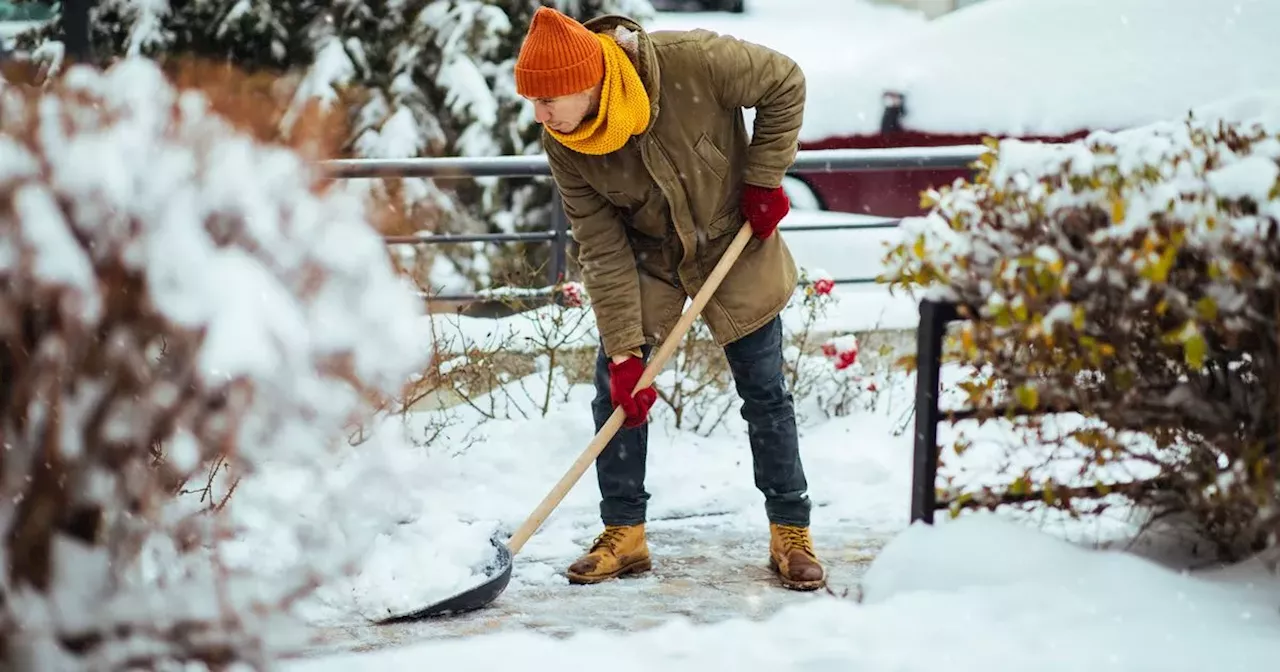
[321, 145, 986, 301]
[909, 298, 1138, 525]
[909, 298, 961, 524]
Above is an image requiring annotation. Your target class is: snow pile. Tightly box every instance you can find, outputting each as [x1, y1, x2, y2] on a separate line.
[288, 415, 508, 623]
[287, 513, 1280, 671]
[0, 57, 429, 668]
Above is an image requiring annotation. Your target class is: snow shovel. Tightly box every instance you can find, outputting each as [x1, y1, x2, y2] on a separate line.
[375, 221, 756, 624]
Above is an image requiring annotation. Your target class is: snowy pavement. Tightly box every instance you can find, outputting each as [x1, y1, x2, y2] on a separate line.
[302, 515, 889, 657]
[286, 511, 1280, 672]
[275, 364, 921, 650]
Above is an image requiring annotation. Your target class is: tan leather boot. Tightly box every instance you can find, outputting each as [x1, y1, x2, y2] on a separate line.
[566, 524, 651, 584]
[769, 523, 826, 590]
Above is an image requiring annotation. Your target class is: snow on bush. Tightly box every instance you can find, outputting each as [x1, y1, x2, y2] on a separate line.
[0, 58, 428, 669]
[882, 110, 1280, 560]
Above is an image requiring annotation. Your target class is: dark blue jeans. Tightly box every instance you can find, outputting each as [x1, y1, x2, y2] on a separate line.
[590, 315, 811, 527]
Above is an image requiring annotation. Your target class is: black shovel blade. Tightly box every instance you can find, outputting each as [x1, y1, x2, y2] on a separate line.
[375, 536, 513, 624]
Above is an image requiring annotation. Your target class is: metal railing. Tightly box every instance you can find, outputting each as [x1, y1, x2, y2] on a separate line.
[320, 145, 986, 302]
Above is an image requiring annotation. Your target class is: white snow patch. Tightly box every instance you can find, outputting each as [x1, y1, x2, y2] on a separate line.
[1207, 156, 1279, 202]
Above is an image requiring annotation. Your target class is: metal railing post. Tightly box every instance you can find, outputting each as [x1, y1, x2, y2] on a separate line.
[549, 192, 569, 285]
[910, 298, 958, 524]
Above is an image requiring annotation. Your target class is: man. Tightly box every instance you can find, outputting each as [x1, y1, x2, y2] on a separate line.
[514, 6, 823, 591]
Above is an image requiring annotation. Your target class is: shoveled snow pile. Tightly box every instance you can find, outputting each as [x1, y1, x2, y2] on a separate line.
[288, 415, 506, 623]
[287, 512, 1280, 671]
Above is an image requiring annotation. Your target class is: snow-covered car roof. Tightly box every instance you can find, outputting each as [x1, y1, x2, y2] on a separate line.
[802, 0, 1280, 142]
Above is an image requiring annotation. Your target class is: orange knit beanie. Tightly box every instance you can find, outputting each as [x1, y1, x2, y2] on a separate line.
[515, 6, 604, 99]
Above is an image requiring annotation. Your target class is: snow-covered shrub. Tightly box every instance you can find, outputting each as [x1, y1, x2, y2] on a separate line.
[882, 112, 1280, 559]
[0, 58, 427, 669]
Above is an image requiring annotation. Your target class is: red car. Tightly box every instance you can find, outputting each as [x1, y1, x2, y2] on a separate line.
[785, 0, 1280, 219]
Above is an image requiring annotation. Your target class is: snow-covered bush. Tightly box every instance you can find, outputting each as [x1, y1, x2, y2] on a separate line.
[882, 112, 1280, 559]
[0, 58, 427, 669]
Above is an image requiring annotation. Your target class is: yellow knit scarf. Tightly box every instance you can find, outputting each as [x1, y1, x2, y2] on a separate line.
[546, 33, 651, 155]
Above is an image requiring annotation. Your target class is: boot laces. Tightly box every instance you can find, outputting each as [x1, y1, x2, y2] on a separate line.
[777, 525, 815, 557]
[589, 526, 630, 554]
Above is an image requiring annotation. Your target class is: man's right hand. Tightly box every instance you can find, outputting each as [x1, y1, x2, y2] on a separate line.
[608, 355, 657, 428]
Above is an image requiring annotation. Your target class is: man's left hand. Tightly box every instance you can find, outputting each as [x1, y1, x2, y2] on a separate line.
[741, 184, 789, 240]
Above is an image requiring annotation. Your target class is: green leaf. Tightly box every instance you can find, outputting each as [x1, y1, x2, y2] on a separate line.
[1014, 384, 1040, 411]
[1184, 329, 1207, 369]
[1148, 244, 1178, 283]
[1194, 296, 1218, 322]
[1072, 305, 1086, 330]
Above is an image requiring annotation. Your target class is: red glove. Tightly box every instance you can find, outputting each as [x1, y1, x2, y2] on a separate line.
[740, 184, 789, 239]
[608, 356, 657, 428]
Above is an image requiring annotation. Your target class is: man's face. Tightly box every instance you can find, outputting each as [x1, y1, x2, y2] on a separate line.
[529, 89, 596, 134]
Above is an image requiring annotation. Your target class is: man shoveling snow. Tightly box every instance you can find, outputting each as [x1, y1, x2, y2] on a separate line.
[514, 6, 823, 591]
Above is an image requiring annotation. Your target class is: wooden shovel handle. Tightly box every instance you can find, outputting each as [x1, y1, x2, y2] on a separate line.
[506, 222, 754, 555]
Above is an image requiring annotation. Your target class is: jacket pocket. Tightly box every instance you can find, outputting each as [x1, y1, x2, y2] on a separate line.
[706, 200, 743, 239]
[612, 186, 670, 242]
[607, 189, 641, 212]
[693, 134, 729, 181]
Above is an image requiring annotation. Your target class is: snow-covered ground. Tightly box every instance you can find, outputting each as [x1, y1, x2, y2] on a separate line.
[291, 515, 1280, 670]
[273, 347, 1280, 669]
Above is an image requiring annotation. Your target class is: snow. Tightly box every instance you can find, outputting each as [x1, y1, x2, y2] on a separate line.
[1208, 156, 1280, 202]
[652, 0, 1280, 142]
[13, 184, 97, 298]
[647, 0, 928, 142]
[287, 355, 916, 627]
[283, 34, 356, 133]
[288, 498, 1280, 671]
[774, 211, 918, 331]
[120, 0, 169, 56]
